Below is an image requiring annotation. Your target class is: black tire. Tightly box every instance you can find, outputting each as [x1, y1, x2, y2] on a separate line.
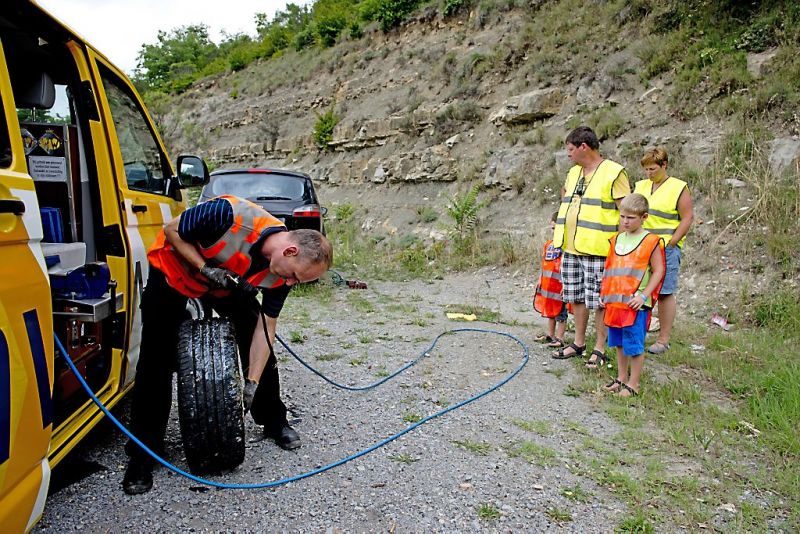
[176, 317, 245, 474]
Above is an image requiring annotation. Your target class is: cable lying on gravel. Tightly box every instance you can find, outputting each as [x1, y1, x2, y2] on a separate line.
[56, 327, 528, 489]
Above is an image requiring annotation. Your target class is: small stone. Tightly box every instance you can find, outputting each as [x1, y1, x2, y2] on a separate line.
[532, 484, 544, 491]
[724, 178, 746, 188]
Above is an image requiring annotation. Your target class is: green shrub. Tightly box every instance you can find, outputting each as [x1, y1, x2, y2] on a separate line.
[443, 0, 472, 17]
[348, 21, 364, 39]
[416, 205, 438, 223]
[435, 101, 482, 124]
[293, 27, 316, 50]
[313, 108, 339, 149]
[361, 0, 421, 32]
[334, 203, 354, 222]
[587, 106, 625, 141]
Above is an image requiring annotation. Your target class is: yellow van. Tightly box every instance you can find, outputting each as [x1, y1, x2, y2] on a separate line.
[0, 2, 207, 530]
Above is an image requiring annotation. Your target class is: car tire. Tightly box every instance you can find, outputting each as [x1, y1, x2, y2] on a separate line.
[176, 317, 245, 474]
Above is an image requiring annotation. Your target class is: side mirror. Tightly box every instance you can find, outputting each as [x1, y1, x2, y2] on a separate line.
[175, 155, 209, 188]
[321, 206, 329, 216]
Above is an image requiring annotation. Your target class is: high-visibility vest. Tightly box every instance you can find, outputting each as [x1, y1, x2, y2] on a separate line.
[601, 232, 665, 328]
[533, 240, 565, 318]
[634, 177, 689, 248]
[553, 160, 625, 257]
[148, 195, 287, 298]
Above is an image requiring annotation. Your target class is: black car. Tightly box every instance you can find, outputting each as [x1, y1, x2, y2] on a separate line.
[200, 168, 326, 233]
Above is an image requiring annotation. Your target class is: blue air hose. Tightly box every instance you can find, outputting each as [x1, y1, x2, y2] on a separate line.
[55, 327, 528, 489]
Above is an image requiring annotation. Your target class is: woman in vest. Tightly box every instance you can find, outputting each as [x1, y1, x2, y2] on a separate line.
[635, 148, 694, 354]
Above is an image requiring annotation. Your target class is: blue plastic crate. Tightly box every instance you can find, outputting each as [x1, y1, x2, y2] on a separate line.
[40, 207, 64, 243]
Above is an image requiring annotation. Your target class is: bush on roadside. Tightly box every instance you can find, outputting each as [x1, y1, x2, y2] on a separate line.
[313, 108, 339, 149]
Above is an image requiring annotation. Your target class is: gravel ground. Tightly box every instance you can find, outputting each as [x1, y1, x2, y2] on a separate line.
[36, 267, 630, 533]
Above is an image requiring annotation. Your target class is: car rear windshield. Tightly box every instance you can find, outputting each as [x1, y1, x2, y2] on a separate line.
[208, 172, 307, 200]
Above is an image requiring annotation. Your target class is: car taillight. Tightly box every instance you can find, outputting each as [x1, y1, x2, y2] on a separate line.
[293, 205, 321, 217]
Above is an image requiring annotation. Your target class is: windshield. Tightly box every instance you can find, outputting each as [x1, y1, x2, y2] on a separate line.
[208, 173, 307, 200]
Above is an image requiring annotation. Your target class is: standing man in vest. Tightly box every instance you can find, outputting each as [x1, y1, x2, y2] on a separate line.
[552, 126, 630, 367]
[123, 195, 333, 495]
[635, 148, 694, 354]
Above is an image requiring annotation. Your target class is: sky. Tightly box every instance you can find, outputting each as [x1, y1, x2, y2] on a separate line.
[37, 0, 294, 74]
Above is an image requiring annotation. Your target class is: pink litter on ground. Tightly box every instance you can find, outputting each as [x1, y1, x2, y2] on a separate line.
[711, 313, 731, 331]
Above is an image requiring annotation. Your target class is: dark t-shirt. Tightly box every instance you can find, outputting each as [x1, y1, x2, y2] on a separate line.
[178, 198, 290, 317]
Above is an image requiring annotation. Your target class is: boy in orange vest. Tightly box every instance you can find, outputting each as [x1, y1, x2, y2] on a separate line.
[534, 212, 568, 348]
[599, 194, 665, 396]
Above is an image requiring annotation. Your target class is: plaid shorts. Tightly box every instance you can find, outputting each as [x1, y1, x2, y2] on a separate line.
[561, 252, 605, 310]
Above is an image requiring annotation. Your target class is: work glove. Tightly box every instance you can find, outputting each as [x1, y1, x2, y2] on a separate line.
[200, 264, 238, 290]
[243, 379, 258, 413]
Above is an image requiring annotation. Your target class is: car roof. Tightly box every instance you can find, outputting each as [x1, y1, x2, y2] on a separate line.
[210, 168, 312, 180]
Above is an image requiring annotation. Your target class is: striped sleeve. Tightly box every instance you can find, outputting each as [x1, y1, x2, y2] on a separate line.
[178, 198, 234, 248]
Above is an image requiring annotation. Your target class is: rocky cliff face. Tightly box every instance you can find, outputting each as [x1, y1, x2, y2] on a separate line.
[158, 5, 799, 247]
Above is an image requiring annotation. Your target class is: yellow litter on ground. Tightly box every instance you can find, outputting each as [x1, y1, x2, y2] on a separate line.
[446, 312, 477, 321]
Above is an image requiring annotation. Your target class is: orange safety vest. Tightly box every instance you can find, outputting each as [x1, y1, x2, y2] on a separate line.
[601, 232, 665, 328]
[148, 195, 287, 298]
[533, 240, 565, 318]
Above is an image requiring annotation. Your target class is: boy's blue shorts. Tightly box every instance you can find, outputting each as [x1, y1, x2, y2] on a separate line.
[555, 303, 567, 323]
[607, 309, 649, 357]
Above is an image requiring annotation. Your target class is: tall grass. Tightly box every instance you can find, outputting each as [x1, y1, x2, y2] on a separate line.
[325, 199, 529, 280]
[691, 127, 800, 274]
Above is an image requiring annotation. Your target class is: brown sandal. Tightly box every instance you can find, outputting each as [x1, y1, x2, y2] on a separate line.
[618, 383, 639, 397]
[585, 349, 608, 370]
[547, 337, 565, 348]
[552, 343, 585, 360]
[535, 333, 556, 343]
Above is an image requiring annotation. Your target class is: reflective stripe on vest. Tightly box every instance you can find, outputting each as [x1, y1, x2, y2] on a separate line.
[552, 160, 625, 256]
[600, 232, 665, 328]
[147, 195, 287, 298]
[533, 240, 566, 318]
[634, 177, 688, 248]
[200, 196, 286, 292]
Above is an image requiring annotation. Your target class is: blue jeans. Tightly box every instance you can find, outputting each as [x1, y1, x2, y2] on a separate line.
[660, 245, 682, 296]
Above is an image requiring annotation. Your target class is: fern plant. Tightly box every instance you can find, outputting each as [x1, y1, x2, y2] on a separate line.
[446, 184, 483, 241]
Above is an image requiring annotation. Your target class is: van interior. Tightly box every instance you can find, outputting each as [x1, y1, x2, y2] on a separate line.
[1, 9, 119, 425]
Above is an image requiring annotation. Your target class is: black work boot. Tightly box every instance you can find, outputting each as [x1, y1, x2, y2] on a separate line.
[265, 422, 301, 450]
[122, 459, 153, 495]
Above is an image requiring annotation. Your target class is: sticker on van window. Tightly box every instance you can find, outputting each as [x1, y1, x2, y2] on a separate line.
[38, 130, 63, 155]
[21, 129, 37, 155]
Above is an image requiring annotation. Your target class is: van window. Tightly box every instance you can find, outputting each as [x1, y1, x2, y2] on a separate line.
[98, 65, 170, 195]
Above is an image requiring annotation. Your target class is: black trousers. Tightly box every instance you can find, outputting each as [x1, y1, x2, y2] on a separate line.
[126, 267, 288, 464]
